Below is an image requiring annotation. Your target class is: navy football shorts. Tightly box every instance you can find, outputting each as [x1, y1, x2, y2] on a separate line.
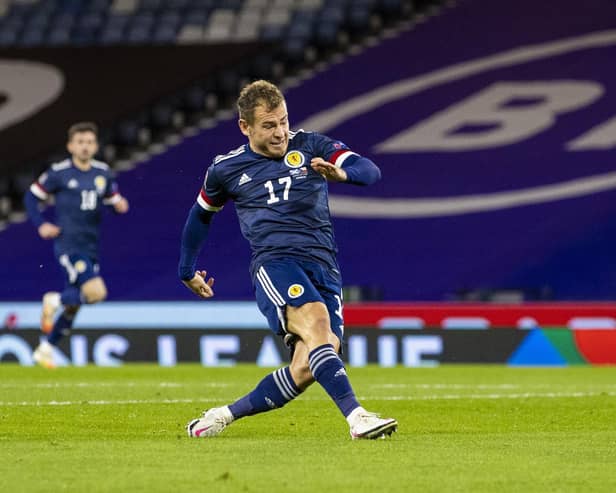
[253, 258, 344, 342]
[57, 253, 100, 288]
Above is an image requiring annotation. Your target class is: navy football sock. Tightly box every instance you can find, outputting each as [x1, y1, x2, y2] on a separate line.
[309, 343, 360, 418]
[61, 286, 82, 306]
[47, 310, 77, 345]
[228, 366, 301, 419]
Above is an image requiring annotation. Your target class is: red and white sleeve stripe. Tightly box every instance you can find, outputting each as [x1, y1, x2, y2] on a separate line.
[197, 189, 224, 212]
[30, 182, 49, 200]
[329, 149, 359, 168]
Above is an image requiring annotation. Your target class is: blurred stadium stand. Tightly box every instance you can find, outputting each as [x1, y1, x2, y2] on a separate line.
[0, 0, 436, 225]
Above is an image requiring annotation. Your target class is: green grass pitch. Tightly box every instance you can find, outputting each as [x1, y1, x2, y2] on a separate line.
[1, 364, 616, 492]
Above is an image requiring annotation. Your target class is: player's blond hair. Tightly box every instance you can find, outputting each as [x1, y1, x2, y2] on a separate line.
[237, 80, 285, 125]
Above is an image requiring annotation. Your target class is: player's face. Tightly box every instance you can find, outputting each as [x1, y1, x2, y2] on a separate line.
[240, 103, 289, 158]
[67, 131, 98, 164]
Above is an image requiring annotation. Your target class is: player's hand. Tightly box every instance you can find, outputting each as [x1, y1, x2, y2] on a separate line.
[182, 270, 215, 299]
[38, 222, 61, 239]
[310, 157, 347, 182]
[114, 197, 129, 214]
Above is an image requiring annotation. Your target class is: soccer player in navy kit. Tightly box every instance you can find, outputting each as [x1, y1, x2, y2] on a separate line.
[24, 122, 129, 368]
[180, 80, 397, 439]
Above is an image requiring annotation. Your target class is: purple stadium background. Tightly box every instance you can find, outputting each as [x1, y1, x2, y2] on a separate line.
[1, 0, 615, 302]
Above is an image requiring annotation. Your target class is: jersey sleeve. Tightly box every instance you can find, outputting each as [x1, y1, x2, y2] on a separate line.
[102, 170, 122, 205]
[29, 168, 60, 200]
[311, 131, 381, 186]
[312, 132, 360, 168]
[196, 164, 228, 212]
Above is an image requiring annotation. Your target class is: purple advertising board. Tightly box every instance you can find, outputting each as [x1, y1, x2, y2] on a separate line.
[1, 0, 615, 301]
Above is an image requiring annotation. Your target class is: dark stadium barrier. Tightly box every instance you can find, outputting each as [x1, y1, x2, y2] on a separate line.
[1, 302, 615, 366]
[1, 328, 528, 367]
[0, 43, 264, 178]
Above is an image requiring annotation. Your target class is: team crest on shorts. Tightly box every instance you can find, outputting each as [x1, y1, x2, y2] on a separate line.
[74, 260, 87, 273]
[284, 151, 305, 168]
[288, 284, 304, 298]
[94, 176, 107, 194]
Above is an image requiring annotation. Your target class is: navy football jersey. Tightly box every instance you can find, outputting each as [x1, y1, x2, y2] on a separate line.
[197, 130, 360, 277]
[30, 159, 121, 259]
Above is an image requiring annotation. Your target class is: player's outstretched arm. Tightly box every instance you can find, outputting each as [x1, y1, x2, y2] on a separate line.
[310, 157, 347, 182]
[23, 190, 61, 239]
[113, 196, 129, 214]
[311, 155, 381, 186]
[182, 270, 215, 299]
[178, 203, 216, 298]
[38, 222, 61, 239]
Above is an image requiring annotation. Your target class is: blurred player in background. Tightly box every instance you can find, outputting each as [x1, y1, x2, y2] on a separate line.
[179, 80, 397, 440]
[24, 122, 129, 368]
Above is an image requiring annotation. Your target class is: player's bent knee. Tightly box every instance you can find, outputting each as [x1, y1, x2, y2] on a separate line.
[81, 278, 107, 304]
[287, 302, 332, 346]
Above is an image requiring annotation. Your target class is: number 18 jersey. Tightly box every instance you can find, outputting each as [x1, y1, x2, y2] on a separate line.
[31, 159, 121, 259]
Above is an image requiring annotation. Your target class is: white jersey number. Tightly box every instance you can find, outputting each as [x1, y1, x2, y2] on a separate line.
[264, 177, 292, 205]
[80, 190, 98, 210]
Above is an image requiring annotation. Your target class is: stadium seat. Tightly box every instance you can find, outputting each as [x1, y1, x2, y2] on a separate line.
[183, 9, 209, 25]
[105, 14, 130, 29]
[20, 28, 45, 46]
[314, 21, 339, 49]
[262, 8, 291, 27]
[24, 11, 51, 29]
[283, 37, 308, 65]
[77, 12, 105, 30]
[318, 5, 345, 24]
[380, 0, 406, 17]
[0, 29, 19, 47]
[125, 25, 151, 43]
[151, 24, 177, 43]
[137, 0, 162, 12]
[99, 25, 125, 44]
[148, 103, 171, 130]
[347, 7, 371, 35]
[114, 120, 141, 146]
[89, 0, 112, 12]
[215, 0, 242, 10]
[131, 12, 155, 28]
[176, 24, 204, 43]
[260, 22, 285, 42]
[297, 0, 323, 9]
[189, 0, 217, 8]
[56, 0, 86, 13]
[157, 11, 182, 29]
[181, 85, 207, 113]
[111, 0, 139, 15]
[52, 12, 77, 30]
[243, 0, 270, 8]
[47, 27, 72, 45]
[1, 13, 25, 33]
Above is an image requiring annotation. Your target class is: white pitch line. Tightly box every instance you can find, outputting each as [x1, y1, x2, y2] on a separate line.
[0, 397, 221, 407]
[376, 384, 520, 389]
[373, 383, 616, 389]
[1, 391, 615, 407]
[356, 391, 616, 401]
[0, 382, 230, 389]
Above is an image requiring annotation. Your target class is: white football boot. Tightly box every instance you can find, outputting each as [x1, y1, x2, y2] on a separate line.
[348, 408, 398, 439]
[40, 291, 61, 334]
[186, 406, 234, 438]
[32, 340, 56, 369]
